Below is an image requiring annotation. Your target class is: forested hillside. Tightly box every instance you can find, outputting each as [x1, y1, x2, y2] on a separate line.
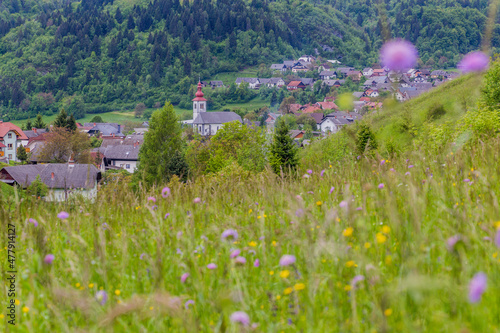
[0, 0, 498, 121]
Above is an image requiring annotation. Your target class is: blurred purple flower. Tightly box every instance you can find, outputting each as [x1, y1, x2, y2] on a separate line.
[307, 191, 314, 194]
[339, 201, 347, 208]
[380, 39, 418, 71]
[181, 273, 189, 283]
[28, 218, 38, 227]
[329, 187, 335, 194]
[176, 231, 183, 239]
[464, 179, 470, 182]
[176, 248, 183, 255]
[320, 169, 325, 177]
[378, 183, 385, 189]
[408, 165, 414, 169]
[185, 300, 195, 310]
[495, 229, 500, 248]
[57, 211, 69, 219]
[230, 249, 241, 258]
[140, 253, 146, 260]
[356, 207, 362, 211]
[161, 187, 171, 198]
[234, 256, 246, 265]
[164, 213, 170, 219]
[303, 174, 310, 179]
[380, 160, 385, 165]
[95, 290, 108, 305]
[147, 196, 156, 203]
[44, 254, 54, 264]
[307, 169, 313, 174]
[221, 229, 238, 241]
[469, 272, 487, 303]
[259, 236, 265, 240]
[207, 263, 216, 269]
[446, 235, 461, 252]
[254, 259, 260, 267]
[458, 51, 489, 73]
[296, 195, 302, 200]
[151, 205, 158, 210]
[230, 311, 250, 326]
[405, 172, 411, 176]
[279, 255, 296, 266]
[193, 197, 201, 204]
[351, 275, 365, 288]
[295, 209, 304, 217]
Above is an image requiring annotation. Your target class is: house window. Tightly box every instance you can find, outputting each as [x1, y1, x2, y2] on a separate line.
[7, 144, 13, 150]
[7, 133, 12, 138]
[8, 154, 12, 159]
[120, 164, 124, 168]
[126, 164, 130, 169]
[200, 104, 204, 109]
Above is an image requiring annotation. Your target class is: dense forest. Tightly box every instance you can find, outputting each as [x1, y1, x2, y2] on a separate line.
[0, 0, 498, 121]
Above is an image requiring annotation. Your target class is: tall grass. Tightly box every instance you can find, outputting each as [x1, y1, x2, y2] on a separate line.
[2, 134, 500, 332]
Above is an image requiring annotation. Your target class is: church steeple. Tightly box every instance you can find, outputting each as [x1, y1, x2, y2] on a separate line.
[192, 81, 207, 121]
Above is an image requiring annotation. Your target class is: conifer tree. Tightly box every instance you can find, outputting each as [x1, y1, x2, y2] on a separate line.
[33, 114, 46, 129]
[53, 109, 68, 128]
[66, 113, 77, 132]
[23, 119, 32, 131]
[269, 118, 298, 176]
[17, 144, 28, 164]
[356, 123, 378, 154]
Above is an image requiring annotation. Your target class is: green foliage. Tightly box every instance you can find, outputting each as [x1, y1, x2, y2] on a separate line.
[33, 113, 46, 129]
[90, 115, 104, 123]
[136, 102, 186, 186]
[300, 130, 349, 169]
[269, 118, 299, 175]
[481, 58, 500, 109]
[22, 118, 32, 131]
[53, 108, 68, 128]
[16, 144, 27, 163]
[26, 175, 47, 198]
[356, 123, 377, 155]
[426, 103, 447, 121]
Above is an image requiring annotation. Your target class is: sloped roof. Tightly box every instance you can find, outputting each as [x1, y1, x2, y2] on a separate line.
[303, 105, 321, 113]
[316, 101, 339, 110]
[0, 122, 28, 140]
[0, 164, 99, 189]
[288, 81, 304, 87]
[23, 128, 48, 139]
[103, 145, 140, 160]
[192, 112, 242, 125]
[309, 113, 325, 124]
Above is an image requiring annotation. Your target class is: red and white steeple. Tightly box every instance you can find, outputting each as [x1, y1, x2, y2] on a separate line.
[192, 81, 207, 121]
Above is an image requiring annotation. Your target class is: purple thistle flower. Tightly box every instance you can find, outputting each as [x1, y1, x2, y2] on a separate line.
[339, 201, 347, 208]
[193, 197, 201, 204]
[95, 290, 108, 305]
[405, 172, 411, 176]
[307, 191, 314, 194]
[221, 229, 238, 241]
[151, 205, 158, 210]
[469, 272, 487, 303]
[329, 186, 335, 194]
[164, 213, 170, 219]
[161, 187, 171, 198]
[446, 235, 461, 252]
[258, 236, 265, 240]
[44, 254, 54, 264]
[307, 169, 313, 174]
[207, 263, 216, 269]
[181, 273, 189, 283]
[176, 248, 183, 255]
[230, 311, 250, 326]
[230, 249, 241, 258]
[351, 275, 365, 288]
[28, 218, 38, 227]
[495, 229, 500, 248]
[279, 255, 296, 266]
[302, 174, 310, 179]
[234, 256, 246, 265]
[458, 51, 489, 73]
[380, 159, 385, 165]
[147, 196, 156, 203]
[57, 211, 69, 219]
[254, 259, 260, 267]
[184, 300, 195, 310]
[320, 169, 325, 177]
[378, 183, 385, 189]
[464, 179, 470, 182]
[380, 39, 418, 71]
[408, 165, 414, 169]
[356, 207, 362, 211]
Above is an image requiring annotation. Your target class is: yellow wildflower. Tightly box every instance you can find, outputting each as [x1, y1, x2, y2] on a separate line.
[385, 256, 392, 265]
[279, 270, 290, 279]
[269, 270, 274, 276]
[264, 214, 267, 218]
[376, 233, 387, 244]
[284, 287, 293, 295]
[316, 201, 323, 206]
[384, 309, 393, 317]
[115, 289, 121, 296]
[248, 209, 252, 214]
[249, 241, 257, 247]
[345, 260, 356, 268]
[493, 252, 498, 259]
[22, 307, 29, 313]
[494, 221, 500, 229]
[343, 227, 354, 237]
[0, 314, 4, 319]
[344, 285, 352, 291]
[88, 283, 94, 288]
[364, 242, 371, 249]
[149, 306, 154, 310]
[15, 300, 20, 306]
[294, 283, 306, 291]
[276, 295, 281, 300]
[382, 225, 391, 234]
[75, 283, 80, 288]
[257, 216, 261, 219]
[272, 241, 277, 247]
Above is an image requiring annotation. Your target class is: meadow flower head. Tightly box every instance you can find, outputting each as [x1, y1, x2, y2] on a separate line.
[147, 196, 156, 203]
[279, 255, 296, 266]
[339, 201, 348, 208]
[95, 290, 108, 305]
[464, 178, 470, 182]
[446, 235, 461, 252]
[405, 172, 411, 176]
[193, 197, 201, 204]
[207, 263, 216, 269]
[380, 39, 418, 71]
[43, 254, 54, 264]
[380, 159, 385, 165]
[458, 51, 489, 73]
[378, 183, 385, 189]
[356, 207, 362, 211]
[164, 213, 170, 219]
[184, 300, 195, 310]
[351, 275, 365, 288]
[139, 253, 146, 260]
[181, 273, 189, 283]
[390, 168, 395, 172]
[307, 169, 313, 174]
[230, 311, 250, 326]
[320, 169, 325, 177]
[295, 209, 304, 217]
[330, 186, 335, 194]
[221, 229, 238, 241]
[408, 165, 414, 169]
[234, 256, 246, 265]
[230, 249, 241, 258]
[254, 259, 260, 267]
[28, 218, 38, 227]
[495, 229, 500, 248]
[57, 211, 69, 219]
[469, 272, 487, 303]
[161, 187, 170, 198]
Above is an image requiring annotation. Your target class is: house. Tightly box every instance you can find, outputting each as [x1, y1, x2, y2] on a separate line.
[270, 64, 286, 72]
[308, 113, 326, 129]
[414, 74, 427, 83]
[364, 89, 379, 98]
[319, 112, 362, 133]
[287, 81, 306, 91]
[420, 69, 431, 78]
[85, 123, 125, 138]
[347, 70, 363, 81]
[0, 121, 28, 162]
[291, 64, 309, 73]
[235, 77, 260, 89]
[0, 164, 101, 202]
[265, 113, 281, 130]
[336, 67, 355, 77]
[315, 101, 339, 111]
[431, 70, 448, 79]
[298, 55, 316, 62]
[283, 61, 300, 70]
[320, 71, 336, 80]
[210, 80, 224, 88]
[317, 63, 332, 72]
[259, 78, 286, 88]
[352, 92, 364, 99]
[300, 78, 315, 87]
[191, 81, 242, 135]
[362, 68, 374, 77]
[371, 68, 386, 77]
[302, 104, 322, 113]
[102, 143, 140, 173]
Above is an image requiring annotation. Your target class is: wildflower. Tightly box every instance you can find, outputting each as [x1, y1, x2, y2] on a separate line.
[345, 260, 355, 268]
[380, 159, 385, 165]
[464, 179, 470, 182]
[222, 229, 238, 241]
[15, 300, 20, 305]
[469, 272, 487, 303]
[390, 168, 395, 172]
[376, 233, 387, 244]
[356, 206, 362, 211]
[351, 275, 365, 288]
[294, 283, 306, 291]
[385, 256, 392, 265]
[295, 209, 304, 217]
[272, 240, 277, 247]
[22, 306, 29, 313]
[193, 197, 201, 204]
[140, 253, 146, 260]
[164, 213, 170, 219]
[95, 290, 108, 305]
[284, 287, 293, 295]
[405, 172, 411, 176]
[458, 51, 489, 73]
[151, 205, 158, 210]
[207, 263, 216, 269]
[408, 165, 414, 169]
[269, 270, 274, 275]
[280, 270, 290, 278]
[57, 211, 69, 219]
[330, 186, 335, 194]
[320, 169, 325, 177]
[343, 227, 354, 237]
[254, 259, 260, 267]
[379, 39, 418, 71]
[234, 256, 246, 265]
[249, 241, 257, 247]
[230, 249, 241, 258]
[147, 196, 156, 203]
[382, 226, 391, 234]
[279, 255, 296, 266]
[316, 201, 322, 206]
[184, 300, 195, 310]
[161, 187, 171, 198]
[307, 169, 313, 174]
[43, 254, 54, 264]
[303, 174, 310, 179]
[28, 218, 38, 227]
[446, 235, 461, 252]
[181, 273, 189, 283]
[339, 201, 348, 208]
[495, 229, 500, 248]
[378, 183, 385, 189]
[114, 290, 121, 296]
[384, 308, 393, 316]
[364, 242, 371, 249]
[88, 283, 94, 288]
[230, 311, 250, 326]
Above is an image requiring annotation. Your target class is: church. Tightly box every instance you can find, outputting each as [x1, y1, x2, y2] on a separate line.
[189, 81, 242, 136]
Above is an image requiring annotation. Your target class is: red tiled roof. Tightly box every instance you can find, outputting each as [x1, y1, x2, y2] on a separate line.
[360, 97, 371, 102]
[0, 122, 28, 140]
[289, 104, 302, 113]
[316, 102, 338, 110]
[288, 81, 303, 87]
[303, 105, 321, 113]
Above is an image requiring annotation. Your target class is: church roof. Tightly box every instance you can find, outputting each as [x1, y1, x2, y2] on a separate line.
[192, 81, 207, 102]
[192, 112, 242, 125]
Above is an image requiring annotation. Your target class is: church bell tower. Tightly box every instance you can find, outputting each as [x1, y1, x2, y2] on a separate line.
[192, 81, 207, 121]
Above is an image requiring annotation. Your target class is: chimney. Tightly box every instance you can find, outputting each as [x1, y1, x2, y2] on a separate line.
[118, 124, 121, 133]
[33, 128, 37, 134]
[94, 122, 96, 126]
[112, 133, 115, 138]
[51, 172, 54, 180]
